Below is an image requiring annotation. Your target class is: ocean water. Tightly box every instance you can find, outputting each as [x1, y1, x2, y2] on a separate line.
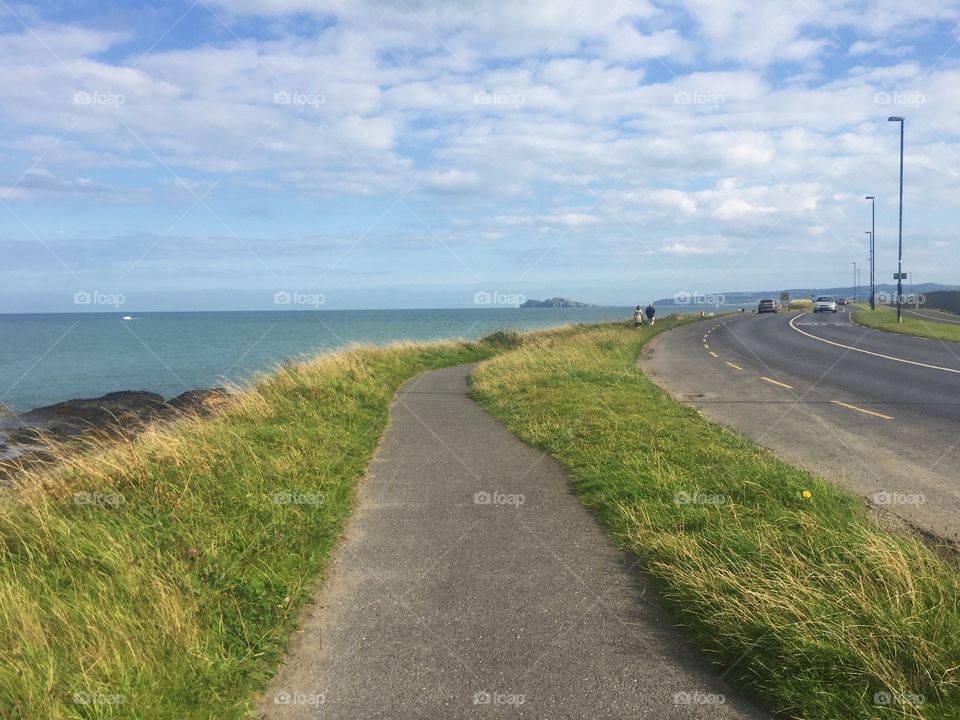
[0, 306, 679, 413]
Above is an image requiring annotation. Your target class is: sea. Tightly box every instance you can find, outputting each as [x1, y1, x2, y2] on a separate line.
[0, 305, 726, 414]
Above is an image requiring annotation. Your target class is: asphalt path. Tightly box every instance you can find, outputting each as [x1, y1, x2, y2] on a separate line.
[260, 364, 768, 719]
[643, 308, 960, 540]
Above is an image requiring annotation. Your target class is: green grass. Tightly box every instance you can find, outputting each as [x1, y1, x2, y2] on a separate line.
[471, 319, 960, 720]
[0, 335, 513, 720]
[852, 305, 960, 343]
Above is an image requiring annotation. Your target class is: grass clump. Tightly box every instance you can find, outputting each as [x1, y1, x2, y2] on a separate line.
[471, 319, 960, 720]
[479, 328, 525, 349]
[0, 338, 504, 719]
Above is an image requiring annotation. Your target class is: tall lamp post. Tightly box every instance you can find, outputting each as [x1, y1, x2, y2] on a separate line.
[852, 261, 858, 303]
[888, 116, 905, 323]
[857, 268, 861, 304]
[865, 196, 876, 309]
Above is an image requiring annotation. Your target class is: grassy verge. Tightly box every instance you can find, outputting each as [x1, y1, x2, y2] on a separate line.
[471, 320, 960, 720]
[852, 305, 960, 343]
[0, 335, 516, 719]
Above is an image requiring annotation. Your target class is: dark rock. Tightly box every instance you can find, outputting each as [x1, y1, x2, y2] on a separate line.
[0, 387, 233, 480]
[20, 391, 169, 437]
[168, 388, 230, 414]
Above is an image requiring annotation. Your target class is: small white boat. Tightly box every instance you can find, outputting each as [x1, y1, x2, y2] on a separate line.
[122, 315, 137, 321]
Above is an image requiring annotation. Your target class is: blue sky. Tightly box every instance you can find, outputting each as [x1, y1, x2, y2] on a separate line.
[1, 0, 959, 311]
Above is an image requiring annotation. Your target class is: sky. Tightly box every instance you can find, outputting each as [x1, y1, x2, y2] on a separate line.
[1, 0, 959, 311]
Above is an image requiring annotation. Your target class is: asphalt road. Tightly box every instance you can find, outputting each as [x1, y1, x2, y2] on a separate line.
[259, 364, 768, 719]
[643, 308, 960, 541]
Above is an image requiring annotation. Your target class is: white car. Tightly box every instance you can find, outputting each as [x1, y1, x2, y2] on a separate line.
[813, 295, 838, 313]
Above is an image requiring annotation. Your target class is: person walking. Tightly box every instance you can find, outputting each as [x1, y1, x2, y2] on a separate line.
[645, 302, 656, 326]
[633, 305, 644, 328]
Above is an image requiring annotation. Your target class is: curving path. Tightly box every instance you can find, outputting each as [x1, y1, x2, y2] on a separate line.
[258, 364, 768, 719]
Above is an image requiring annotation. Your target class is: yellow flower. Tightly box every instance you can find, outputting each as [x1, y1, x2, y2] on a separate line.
[801, 490, 812, 500]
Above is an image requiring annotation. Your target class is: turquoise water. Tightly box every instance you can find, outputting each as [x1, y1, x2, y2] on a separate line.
[0, 307, 660, 412]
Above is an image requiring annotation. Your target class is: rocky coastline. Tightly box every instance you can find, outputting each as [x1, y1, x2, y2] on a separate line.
[0, 388, 230, 477]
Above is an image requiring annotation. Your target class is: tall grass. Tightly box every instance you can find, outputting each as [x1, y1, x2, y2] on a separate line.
[0, 338, 504, 719]
[471, 320, 960, 720]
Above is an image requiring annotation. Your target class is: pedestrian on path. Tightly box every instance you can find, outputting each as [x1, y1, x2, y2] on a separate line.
[645, 302, 656, 326]
[633, 305, 644, 328]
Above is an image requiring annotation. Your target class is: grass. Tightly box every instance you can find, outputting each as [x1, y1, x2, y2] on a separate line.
[852, 304, 960, 343]
[471, 319, 960, 720]
[0, 334, 516, 720]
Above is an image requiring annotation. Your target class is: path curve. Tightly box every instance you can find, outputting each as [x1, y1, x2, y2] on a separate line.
[259, 363, 768, 719]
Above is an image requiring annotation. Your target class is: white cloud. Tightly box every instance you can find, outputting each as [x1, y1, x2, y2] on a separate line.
[540, 212, 603, 227]
[661, 239, 730, 255]
[423, 169, 480, 191]
[3, 2, 960, 303]
[332, 114, 396, 151]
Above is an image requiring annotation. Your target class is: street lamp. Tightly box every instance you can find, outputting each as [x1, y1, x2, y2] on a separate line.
[852, 261, 858, 303]
[888, 116, 905, 323]
[865, 196, 876, 309]
[857, 268, 861, 304]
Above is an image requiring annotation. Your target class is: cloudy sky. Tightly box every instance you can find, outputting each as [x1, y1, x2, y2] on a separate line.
[1, 0, 959, 311]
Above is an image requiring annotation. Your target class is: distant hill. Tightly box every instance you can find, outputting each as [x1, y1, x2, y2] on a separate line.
[520, 297, 594, 308]
[654, 283, 957, 305]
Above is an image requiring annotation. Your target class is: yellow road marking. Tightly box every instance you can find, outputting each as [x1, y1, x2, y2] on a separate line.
[709, 351, 718, 358]
[830, 400, 894, 420]
[725, 361, 743, 370]
[760, 376, 793, 389]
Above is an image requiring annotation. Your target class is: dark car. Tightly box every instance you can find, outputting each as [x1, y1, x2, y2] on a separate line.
[757, 298, 778, 314]
[837, 297, 848, 305]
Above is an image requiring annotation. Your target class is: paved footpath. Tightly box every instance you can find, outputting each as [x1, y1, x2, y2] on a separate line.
[259, 364, 770, 719]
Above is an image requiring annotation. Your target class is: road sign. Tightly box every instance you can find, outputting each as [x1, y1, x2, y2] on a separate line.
[780, 292, 789, 304]
[893, 272, 907, 280]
